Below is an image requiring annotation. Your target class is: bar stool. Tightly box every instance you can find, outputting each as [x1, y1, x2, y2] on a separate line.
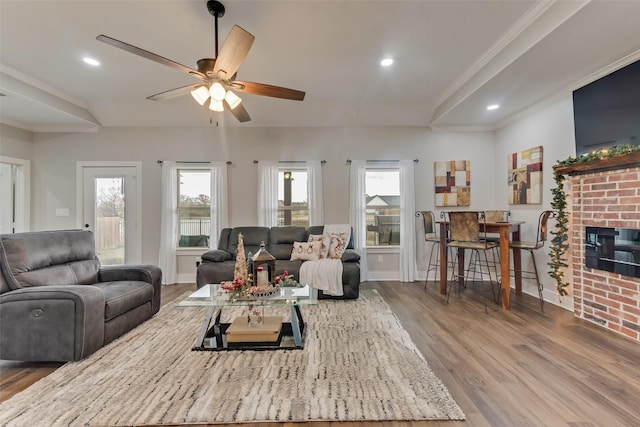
[483, 210, 510, 274]
[509, 210, 554, 312]
[416, 211, 452, 287]
[446, 211, 500, 310]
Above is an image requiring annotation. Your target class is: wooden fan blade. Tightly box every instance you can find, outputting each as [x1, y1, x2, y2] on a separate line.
[146, 84, 203, 101]
[96, 35, 208, 82]
[224, 100, 251, 122]
[213, 25, 255, 80]
[231, 80, 305, 101]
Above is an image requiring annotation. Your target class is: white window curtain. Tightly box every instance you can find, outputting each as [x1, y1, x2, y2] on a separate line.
[348, 160, 368, 282]
[209, 161, 229, 249]
[399, 160, 416, 282]
[307, 160, 324, 226]
[257, 161, 279, 227]
[158, 161, 178, 285]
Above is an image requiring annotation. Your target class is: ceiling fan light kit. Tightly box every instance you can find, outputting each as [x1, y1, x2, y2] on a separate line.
[224, 90, 242, 109]
[96, 0, 305, 123]
[191, 86, 211, 105]
[209, 99, 224, 112]
[209, 82, 227, 101]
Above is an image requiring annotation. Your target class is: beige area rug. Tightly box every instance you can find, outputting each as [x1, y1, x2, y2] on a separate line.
[0, 289, 465, 426]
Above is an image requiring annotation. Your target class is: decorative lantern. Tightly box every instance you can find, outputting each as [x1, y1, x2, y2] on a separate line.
[251, 241, 276, 286]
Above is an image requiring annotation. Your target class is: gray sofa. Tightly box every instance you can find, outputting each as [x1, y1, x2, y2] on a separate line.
[196, 226, 361, 299]
[0, 229, 162, 361]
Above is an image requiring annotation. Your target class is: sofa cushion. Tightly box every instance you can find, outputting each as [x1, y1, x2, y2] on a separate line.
[341, 249, 361, 262]
[307, 225, 355, 249]
[307, 234, 330, 258]
[7, 260, 101, 289]
[268, 227, 307, 260]
[217, 228, 232, 250]
[290, 241, 322, 261]
[228, 227, 270, 258]
[326, 233, 348, 259]
[0, 263, 11, 295]
[0, 230, 99, 289]
[274, 260, 303, 280]
[201, 249, 232, 262]
[93, 281, 154, 321]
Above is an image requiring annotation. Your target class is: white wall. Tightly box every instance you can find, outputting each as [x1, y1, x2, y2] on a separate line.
[28, 125, 497, 280]
[0, 124, 34, 233]
[4, 109, 580, 295]
[495, 96, 576, 310]
[0, 124, 34, 159]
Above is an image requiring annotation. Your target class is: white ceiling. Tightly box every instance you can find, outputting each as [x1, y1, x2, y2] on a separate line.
[1, 0, 639, 132]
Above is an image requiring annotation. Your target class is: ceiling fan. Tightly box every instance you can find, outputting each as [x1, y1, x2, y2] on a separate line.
[96, 0, 305, 123]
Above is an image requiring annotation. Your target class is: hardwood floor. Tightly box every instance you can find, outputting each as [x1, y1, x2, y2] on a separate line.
[1, 281, 639, 427]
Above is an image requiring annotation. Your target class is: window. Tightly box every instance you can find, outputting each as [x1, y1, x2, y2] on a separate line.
[177, 169, 211, 247]
[277, 169, 309, 227]
[365, 169, 400, 246]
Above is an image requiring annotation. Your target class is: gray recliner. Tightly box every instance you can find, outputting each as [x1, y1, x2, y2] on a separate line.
[0, 230, 162, 361]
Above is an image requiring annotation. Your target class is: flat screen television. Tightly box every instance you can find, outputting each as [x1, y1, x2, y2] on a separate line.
[572, 59, 640, 156]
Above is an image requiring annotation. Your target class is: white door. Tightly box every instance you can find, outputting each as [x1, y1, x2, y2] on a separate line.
[0, 157, 30, 234]
[0, 162, 13, 234]
[82, 166, 140, 265]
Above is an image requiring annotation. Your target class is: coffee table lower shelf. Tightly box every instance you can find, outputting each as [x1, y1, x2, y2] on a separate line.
[192, 304, 306, 351]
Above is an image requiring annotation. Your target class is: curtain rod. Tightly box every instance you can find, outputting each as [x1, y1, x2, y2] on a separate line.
[157, 160, 232, 165]
[253, 160, 326, 164]
[345, 159, 419, 164]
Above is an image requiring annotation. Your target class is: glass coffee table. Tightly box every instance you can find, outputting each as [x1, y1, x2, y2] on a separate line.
[177, 284, 317, 351]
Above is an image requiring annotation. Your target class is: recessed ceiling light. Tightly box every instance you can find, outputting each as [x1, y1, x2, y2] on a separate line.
[486, 104, 500, 111]
[380, 58, 394, 67]
[83, 57, 100, 66]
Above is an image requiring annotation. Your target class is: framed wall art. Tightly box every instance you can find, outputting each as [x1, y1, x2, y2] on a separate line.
[434, 160, 470, 207]
[507, 146, 543, 205]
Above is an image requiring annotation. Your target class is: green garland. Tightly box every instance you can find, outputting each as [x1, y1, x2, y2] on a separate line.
[555, 143, 640, 167]
[549, 144, 640, 297]
[548, 172, 570, 296]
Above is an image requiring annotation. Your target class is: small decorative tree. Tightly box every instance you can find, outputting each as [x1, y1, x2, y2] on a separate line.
[234, 233, 248, 285]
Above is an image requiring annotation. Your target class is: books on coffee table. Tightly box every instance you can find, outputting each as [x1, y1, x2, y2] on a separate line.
[226, 316, 283, 343]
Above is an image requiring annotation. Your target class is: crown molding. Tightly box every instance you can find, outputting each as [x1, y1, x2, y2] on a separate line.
[0, 118, 34, 132]
[0, 70, 101, 132]
[428, 124, 495, 133]
[495, 48, 640, 130]
[0, 64, 88, 108]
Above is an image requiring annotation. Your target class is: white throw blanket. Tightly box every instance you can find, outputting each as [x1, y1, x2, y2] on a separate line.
[300, 258, 343, 296]
[300, 224, 351, 296]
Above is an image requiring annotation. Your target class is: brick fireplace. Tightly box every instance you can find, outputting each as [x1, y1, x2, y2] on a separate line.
[558, 153, 640, 342]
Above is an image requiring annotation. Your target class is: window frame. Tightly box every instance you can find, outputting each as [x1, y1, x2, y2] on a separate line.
[277, 167, 310, 227]
[364, 166, 401, 247]
[176, 168, 212, 249]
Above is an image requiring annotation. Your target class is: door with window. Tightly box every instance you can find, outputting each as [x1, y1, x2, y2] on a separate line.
[81, 165, 140, 265]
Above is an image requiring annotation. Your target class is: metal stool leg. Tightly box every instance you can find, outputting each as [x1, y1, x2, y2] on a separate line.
[425, 241, 439, 288]
[529, 249, 544, 312]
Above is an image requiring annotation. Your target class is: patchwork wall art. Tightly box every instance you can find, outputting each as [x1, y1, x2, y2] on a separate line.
[507, 146, 543, 205]
[434, 160, 470, 207]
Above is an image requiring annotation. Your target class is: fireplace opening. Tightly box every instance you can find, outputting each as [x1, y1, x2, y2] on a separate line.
[585, 226, 640, 278]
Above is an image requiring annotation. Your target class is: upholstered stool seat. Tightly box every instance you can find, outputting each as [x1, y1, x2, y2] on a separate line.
[446, 211, 500, 310]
